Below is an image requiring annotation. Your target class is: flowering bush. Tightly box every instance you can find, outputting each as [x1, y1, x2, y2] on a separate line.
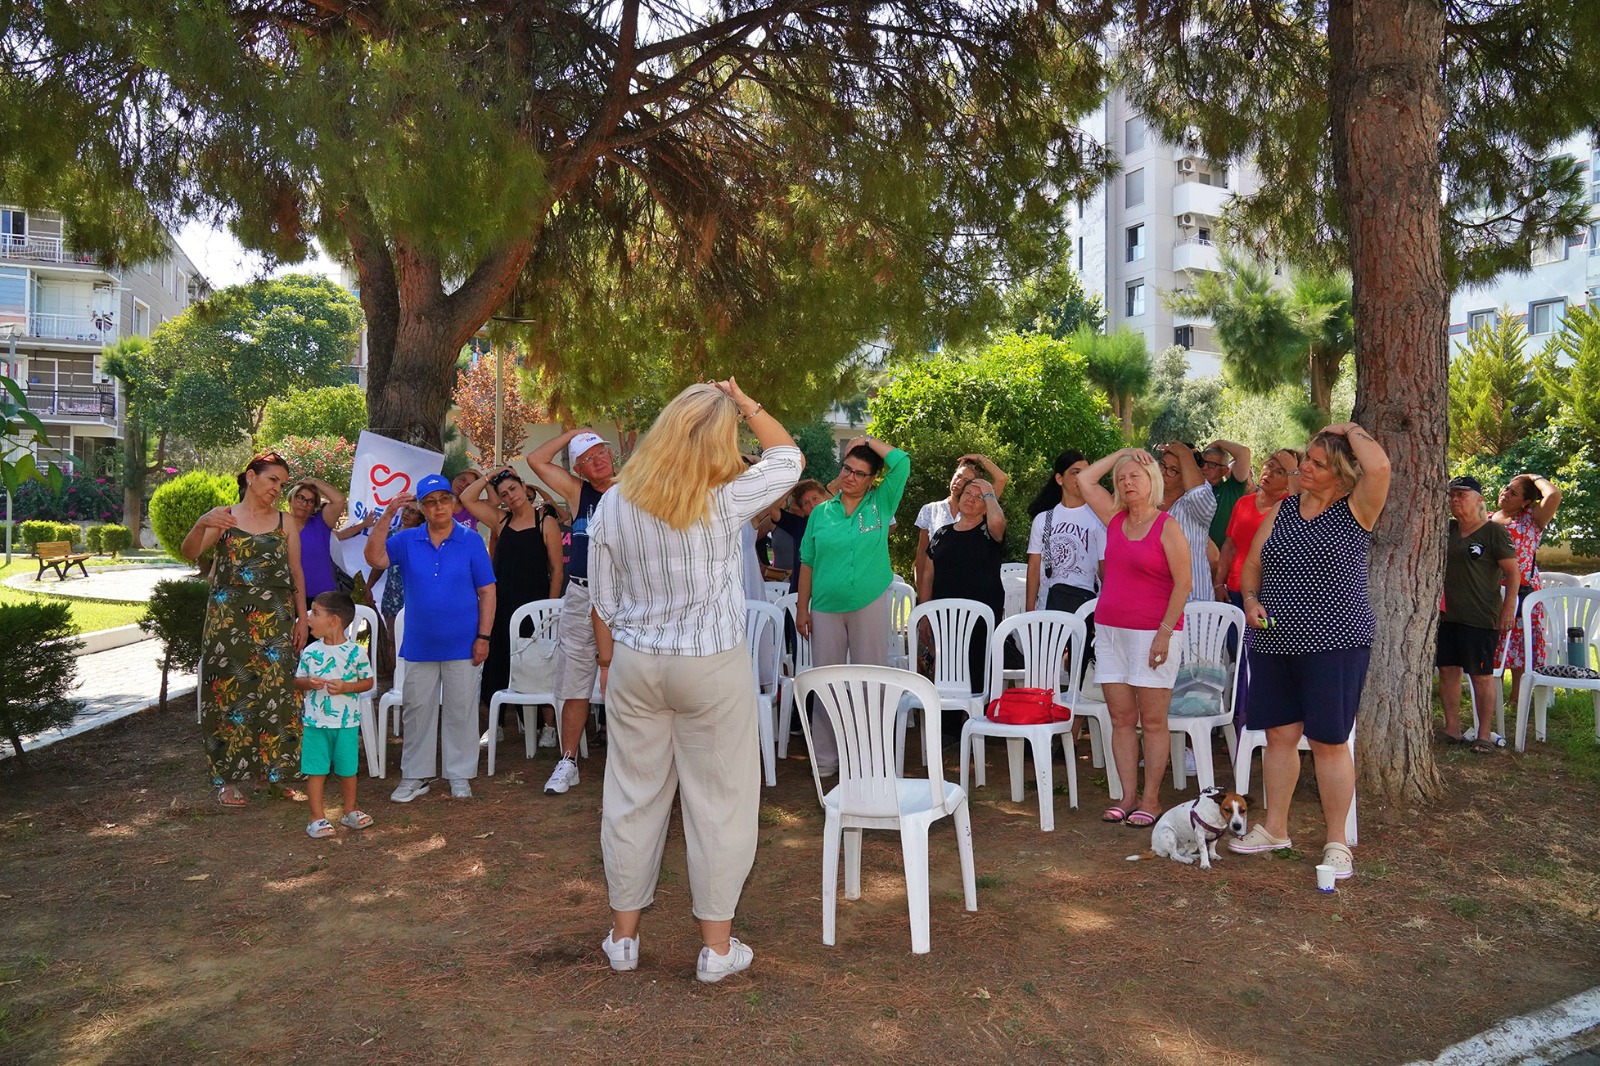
[273, 436, 357, 495]
[11, 473, 123, 524]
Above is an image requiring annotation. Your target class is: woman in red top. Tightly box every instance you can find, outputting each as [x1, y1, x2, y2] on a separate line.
[1076, 447, 1192, 827]
[1216, 449, 1302, 609]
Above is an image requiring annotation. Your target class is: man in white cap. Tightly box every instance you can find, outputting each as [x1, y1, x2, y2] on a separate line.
[527, 427, 617, 794]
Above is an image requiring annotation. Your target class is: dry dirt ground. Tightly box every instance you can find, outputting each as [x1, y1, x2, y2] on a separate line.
[3, 701, 1598, 1066]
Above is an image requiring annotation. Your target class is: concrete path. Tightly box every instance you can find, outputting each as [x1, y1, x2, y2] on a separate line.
[4, 561, 194, 602]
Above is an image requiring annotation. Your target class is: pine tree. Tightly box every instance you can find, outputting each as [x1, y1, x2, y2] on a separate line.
[1448, 312, 1550, 460]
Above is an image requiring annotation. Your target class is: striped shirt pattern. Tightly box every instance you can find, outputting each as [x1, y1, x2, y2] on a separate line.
[589, 446, 803, 656]
[1167, 484, 1217, 601]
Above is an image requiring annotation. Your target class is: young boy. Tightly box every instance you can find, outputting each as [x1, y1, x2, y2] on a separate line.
[294, 591, 376, 838]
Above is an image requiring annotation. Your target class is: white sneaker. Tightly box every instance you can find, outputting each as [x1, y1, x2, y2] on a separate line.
[538, 725, 558, 749]
[696, 938, 754, 983]
[601, 930, 639, 972]
[544, 757, 580, 795]
[478, 727, 504, 749]
[390, 778, 430, 803]
[449, 779, 472, 799]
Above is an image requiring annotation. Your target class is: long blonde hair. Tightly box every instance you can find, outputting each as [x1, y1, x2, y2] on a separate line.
[620, 384, 745, 528]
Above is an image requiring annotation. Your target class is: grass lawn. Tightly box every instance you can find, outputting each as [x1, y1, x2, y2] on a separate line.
[0, 556, 153, 635]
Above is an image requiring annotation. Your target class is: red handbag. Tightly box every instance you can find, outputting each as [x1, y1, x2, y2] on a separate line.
[985, 687, 1066, 725]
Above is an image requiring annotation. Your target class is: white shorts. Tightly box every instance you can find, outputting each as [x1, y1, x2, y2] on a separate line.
[557, 581, 599, 702]
[1094, 622, 1181, 689]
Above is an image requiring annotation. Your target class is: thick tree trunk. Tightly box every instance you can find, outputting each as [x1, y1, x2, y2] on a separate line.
[1329, 0, 1447, 805]
[121, 414, 144, 542]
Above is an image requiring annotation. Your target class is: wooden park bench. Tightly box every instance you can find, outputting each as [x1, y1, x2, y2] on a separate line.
[35, 540, 92, 582]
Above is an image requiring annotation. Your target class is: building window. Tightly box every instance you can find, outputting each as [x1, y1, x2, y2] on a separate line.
[1530, 238, 1567, 266]
[1125, 168, 1145, 208]
[1590, 222, 1600, 254]
[1077, 236, 1084, 272]
[1126, 280, 1146, 318]
[1467, 309, 1495, 334]
[0, 266, 26, 325]
[1529, 299, 1564, 335]
[1126, 224, 1145, 263]
[0, 208, 25, 240]
[133, 300, 150, 337]
[1124, 117, 1146, 154]
[1196, 226, 1212, 244]
[1175, 325, 1194, 348]
[176, 269, 187, 301]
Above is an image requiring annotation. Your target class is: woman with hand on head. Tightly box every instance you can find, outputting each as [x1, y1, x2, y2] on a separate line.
[1228, 423, 1391, 883]
[1216, 449, 1302, 610]
[587, 377, 800, 983]
[1490, 472, 1563, 700]
[182, 451, 310, 807]
[1075, 447, 1191, 828]
[796, 434, 911, 776]
[913, 454, 1007, 593]
[920, 476, 1007, 693]
[458, 466, 566, 748]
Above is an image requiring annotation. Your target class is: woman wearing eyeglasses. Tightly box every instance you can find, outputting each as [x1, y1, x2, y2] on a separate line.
[458, 466, 566, 748]
[796, 435, 910, 775]
[1216, 449, 1302, 611]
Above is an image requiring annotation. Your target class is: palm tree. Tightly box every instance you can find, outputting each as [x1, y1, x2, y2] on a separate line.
[1074, 326, 1152, 441]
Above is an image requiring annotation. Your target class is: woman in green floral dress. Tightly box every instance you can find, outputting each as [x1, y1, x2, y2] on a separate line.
[183, 452, 310, 806]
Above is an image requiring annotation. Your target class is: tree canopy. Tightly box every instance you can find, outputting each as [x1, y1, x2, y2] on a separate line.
[1072, 326, 1151, 441]
[259, 384, 368, 449]
[1447, 312, 1550, 461]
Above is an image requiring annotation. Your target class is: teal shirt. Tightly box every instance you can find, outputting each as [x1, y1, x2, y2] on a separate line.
[800, 448, 910, 613]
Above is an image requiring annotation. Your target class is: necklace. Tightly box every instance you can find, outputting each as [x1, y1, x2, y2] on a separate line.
[1123, 507, 1157, 539]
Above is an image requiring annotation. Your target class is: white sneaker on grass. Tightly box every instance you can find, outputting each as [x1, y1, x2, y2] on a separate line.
[389, 778, 431, 803]
[538, 725, 558, 749]
[601, 930, 639, 972]
[448, 779, 472, 799]
[478, 727, 504, 749]
[696, 938, 754, 983]
[544, 757, 580, 795]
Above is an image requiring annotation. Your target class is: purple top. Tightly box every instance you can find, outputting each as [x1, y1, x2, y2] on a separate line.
[298, 511, 337, 599]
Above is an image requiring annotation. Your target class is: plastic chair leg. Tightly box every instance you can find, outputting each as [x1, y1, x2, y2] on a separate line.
[822, 813, 841, 946]
[958, 728, 973, 795]
[1058, 732, 1080, 811]
[1085, 717, 1106, 768]
[1223, 723, 1238, 769]
[953, 798, 977, 911]
[843, 827, 864, 901]
[1006, 737, 1027, 803]
[1536, 688, 1551, 742]
[1192, 731, 1217, 793]
[1029, 733, 1055, 831]
[359, 699, 382, 779]
[777, 683, 795, 759]
[486, 696, 501, 776]
[755, 696, 777, 787]
[899, 820, 933, 955]
[971, 734, 987, 789]
[1169, 732, 1188, 790]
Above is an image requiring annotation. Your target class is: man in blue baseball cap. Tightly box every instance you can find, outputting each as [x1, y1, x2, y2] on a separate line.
[365, 472, 496, 801]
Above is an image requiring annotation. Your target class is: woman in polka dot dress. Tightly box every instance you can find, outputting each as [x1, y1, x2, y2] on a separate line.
[1490, 473, 1562, 696]
[1226, 423, 1392, 883]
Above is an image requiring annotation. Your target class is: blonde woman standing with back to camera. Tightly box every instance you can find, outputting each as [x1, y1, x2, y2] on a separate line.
[587, 378, 800, 983]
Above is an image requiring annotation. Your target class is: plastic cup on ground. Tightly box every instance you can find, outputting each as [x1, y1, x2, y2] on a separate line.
[1315, 864, 1337, 892]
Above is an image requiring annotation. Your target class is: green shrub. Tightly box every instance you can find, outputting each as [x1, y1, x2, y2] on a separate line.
[150, 471, 237, 564]
[54, 522, 84, 548]
[19, 520, 56, 551]
[140, 578, 210, 711]
[0, 601, 82, 766]
[85, 525, 105, 553]
[9, 472, 122, 524]
[100, 524, 133, 556]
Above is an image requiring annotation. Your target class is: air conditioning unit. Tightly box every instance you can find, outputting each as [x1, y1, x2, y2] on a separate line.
[1179, 159, 1197, 173]
[1179, 214, 1197, 228]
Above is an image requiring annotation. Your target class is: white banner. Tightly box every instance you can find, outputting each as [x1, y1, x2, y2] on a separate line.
[339, 430, 444, 605]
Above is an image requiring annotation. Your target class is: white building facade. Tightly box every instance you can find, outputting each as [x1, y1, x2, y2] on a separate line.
[1, 206, 209, 472]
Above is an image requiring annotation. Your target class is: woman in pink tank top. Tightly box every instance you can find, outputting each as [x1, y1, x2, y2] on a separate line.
[1075, 448, 1192, 827]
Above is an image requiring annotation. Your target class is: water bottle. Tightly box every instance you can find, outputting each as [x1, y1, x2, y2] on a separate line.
[1566, 626, 1585, 668]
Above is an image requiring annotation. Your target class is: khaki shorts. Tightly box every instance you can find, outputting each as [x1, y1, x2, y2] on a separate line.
[557, 581, 600, 702]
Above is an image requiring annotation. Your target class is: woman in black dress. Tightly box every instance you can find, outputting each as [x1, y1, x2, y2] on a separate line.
[920, 477, 1007, 692]
[460, 467, 565, 745]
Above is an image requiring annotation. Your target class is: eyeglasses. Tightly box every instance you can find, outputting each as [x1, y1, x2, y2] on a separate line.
[839, 464, 872, 479]
[293, 495, 319, 506]
[1200, 460, 1227, 469]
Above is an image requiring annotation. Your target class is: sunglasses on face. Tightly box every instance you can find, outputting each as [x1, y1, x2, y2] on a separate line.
[489, 470, 519, 487]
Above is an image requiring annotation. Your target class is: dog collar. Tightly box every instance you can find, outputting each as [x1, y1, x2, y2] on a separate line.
[1190, 808, 1228, 840]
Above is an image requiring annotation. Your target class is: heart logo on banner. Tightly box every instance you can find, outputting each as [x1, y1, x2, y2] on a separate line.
[370, 464, 412, 505]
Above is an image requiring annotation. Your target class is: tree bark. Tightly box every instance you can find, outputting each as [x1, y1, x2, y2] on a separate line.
[1329, 0, 1447, 805]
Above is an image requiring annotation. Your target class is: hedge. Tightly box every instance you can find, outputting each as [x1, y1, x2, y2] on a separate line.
[100, 524, 133, 556]
[19, 520, 85, 551]
[150, 471, 237, 564]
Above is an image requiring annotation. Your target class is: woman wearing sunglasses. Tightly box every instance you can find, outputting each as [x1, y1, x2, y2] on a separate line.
[796, 434, 910, 775]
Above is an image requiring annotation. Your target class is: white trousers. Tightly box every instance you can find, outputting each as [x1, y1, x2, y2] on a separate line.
[400, 659, 479, 781]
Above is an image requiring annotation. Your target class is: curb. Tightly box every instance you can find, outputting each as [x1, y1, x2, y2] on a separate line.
[1404, 987, 1600, 1065]
[77, 624, 149, 654]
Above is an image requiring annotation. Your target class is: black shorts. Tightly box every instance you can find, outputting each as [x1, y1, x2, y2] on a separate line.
[1245, 646, 1370, 744]
[1436, 616, 1499, 676]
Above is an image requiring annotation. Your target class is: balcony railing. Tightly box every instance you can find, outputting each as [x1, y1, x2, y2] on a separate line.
[0, 234, 104, 268]
[24, 386, 116, 419]
[27, 312, 116, 344]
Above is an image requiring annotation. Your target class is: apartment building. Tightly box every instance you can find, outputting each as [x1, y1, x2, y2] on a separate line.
[0, 206, 209, 471]
[1448, 134, 1599, 350]
[1066, 90, 1263, 378]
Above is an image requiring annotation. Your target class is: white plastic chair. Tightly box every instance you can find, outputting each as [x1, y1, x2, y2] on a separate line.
[1000, 562, 1028, 577]
[1000, 571, 1026, 619]
[1539, 572, 1581, 588]
[486, 599, 568, 775]
[794, 665, 977, 955]
[957, 610, 1086, 831]
[1579, 573, 1600, 590]
[776, 592, 814, 759]
[1233, 725, 1358, 846]
[895, 599, 994, 773]
[376, 609, 411, 771]
[1069, 598, 1120, 800]
[1167, 601, 1245, 792]
[346, 605, 384, 778]
[885, 580, 916, 670]
[746, 599, 784, 786]
[764, 580, 790, 605]
[1514, 587, 1600, 750]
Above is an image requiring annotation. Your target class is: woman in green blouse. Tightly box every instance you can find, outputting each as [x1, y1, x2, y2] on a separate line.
[796, 435, 910, 775]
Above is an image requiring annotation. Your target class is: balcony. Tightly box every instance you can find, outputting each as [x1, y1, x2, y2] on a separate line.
[1172, 237, 1222, 275]
[27, 312, 116, 345]
[24, 385, 117, 420]
[1, 234, 103, 268]
[1171, 180, 1231, 221]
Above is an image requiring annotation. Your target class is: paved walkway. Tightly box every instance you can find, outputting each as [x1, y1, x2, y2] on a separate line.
[4, 561, 194, 602]
[0, 638, 194, 761]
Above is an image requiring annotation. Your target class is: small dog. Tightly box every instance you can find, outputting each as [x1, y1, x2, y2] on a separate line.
[1126, 786, 1251, 869]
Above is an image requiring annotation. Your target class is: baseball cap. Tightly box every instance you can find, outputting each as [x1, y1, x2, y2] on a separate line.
[416, 473, 454, 501]
[1448, 475, 1484, 495]
[570, 431, 609, 462]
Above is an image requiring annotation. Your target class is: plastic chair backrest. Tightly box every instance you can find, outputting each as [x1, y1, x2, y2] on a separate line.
[778, 593, 814, 674]
[887, 580, 915, 635]
[986, 610, 1085, 703]
[1178, 600, 1245, 711]
[1525, 587, 1600, 670]
[764, 580, 790, 604]
[797, 664, 948, 816]
[1000, 562, 1028, 576]
[1540, 572, 1581, 588]
[347, 604, 379, 654]
[507, 597, 563, 681]
[745, 599, 783, 697]
[1000, 571, 1026, 618]
[908, 598, 995, 695]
